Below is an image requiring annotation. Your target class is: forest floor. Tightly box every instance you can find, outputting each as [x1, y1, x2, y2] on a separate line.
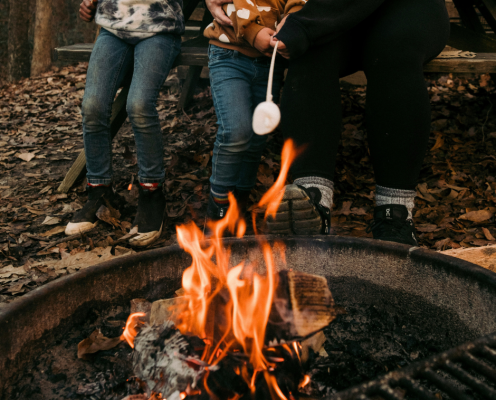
[1, 63, 496, 305]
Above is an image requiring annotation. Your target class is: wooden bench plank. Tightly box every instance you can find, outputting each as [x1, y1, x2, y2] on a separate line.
[55, 42, 496, 74]
[424, 52, 496, 72]
[55, 38, 210, 67]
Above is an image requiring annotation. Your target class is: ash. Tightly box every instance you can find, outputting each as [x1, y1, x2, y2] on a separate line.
[133, 321, 207, 399]
[5, 305, 142, 400]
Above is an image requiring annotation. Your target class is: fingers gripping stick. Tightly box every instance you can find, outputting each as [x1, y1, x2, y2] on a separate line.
[252, 41, 281, 135]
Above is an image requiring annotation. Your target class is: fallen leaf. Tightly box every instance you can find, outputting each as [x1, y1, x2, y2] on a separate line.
[96, 205, 121, 228]
[335, 201, 352, 216]
[483, 227, 496, 241]
[458, 209, 494, 223]
[77, 329, 122, 359]
[7, 283, 25, 294]
[416, 183, 437, 202]
[430, 134, 444, 152]
[42, 216, 61, 225]
[25, 206, 45, 215]
[0, 265, 27, 278]
[15, 152, 36, 162]
[416, 224, 439, 233]
[441, 245, 496, 272]
[42, 225, 66, 237]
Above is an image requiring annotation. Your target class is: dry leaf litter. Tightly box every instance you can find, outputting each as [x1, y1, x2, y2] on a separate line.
[1, 65, 496, 306]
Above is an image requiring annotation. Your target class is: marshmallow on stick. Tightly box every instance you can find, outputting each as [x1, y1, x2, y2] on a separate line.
[253, 41, 281, 135]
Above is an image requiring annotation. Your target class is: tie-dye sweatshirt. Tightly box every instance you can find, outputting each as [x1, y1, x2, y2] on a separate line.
[204, 0, 306, 57]
[95, 0, 185, 40]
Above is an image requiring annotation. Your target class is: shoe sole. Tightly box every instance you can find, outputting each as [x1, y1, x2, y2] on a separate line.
[65, 221, 98, 236]
[261, 184, 322, 235]
[129, 223, 163, 247]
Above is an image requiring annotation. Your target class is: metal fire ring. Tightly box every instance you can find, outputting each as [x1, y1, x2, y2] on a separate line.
[1, 236, 496, 397]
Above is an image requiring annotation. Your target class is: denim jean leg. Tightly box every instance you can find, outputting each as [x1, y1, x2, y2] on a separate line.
[127, 34, 181, 184]
[209, 46, 259, 192]
[236, 61, 286, 192]
[82, 29, 134, 185]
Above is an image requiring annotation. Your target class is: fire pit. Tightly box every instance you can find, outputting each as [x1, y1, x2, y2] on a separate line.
[1, 235, 496, 399]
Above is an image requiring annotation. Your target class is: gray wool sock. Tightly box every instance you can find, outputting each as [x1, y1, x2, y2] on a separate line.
[294, 176, 334, 210]
[375, 185, 416, 219]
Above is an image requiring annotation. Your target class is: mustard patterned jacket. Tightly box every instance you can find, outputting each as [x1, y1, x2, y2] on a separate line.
[204, 0, 307, 57]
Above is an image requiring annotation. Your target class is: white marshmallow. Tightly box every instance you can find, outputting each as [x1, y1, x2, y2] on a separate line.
[252, 101, 281, 135]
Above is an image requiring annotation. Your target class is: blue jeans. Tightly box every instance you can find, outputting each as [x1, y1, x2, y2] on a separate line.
[82, 28, 181, 185]
[208, 44, 286, 193]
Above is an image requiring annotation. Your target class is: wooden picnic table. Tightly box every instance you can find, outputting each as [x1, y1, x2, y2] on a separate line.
[55, 0, 496, 193]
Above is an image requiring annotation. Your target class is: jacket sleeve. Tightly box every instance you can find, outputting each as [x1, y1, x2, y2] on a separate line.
[231, 0, 266, 46]
[283, 0, 306, 16]
[275, 0, 386, 59]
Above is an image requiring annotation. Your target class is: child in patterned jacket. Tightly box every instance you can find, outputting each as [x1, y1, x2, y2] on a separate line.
[203, 0, 306, 220]
[65, 0, 184, 246]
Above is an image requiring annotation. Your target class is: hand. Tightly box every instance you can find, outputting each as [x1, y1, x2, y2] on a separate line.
[271, 16, 290, 59]
[270, 36, 290, 59]
[205, 0, 233, 26]
[80, 0, 97, 22]
[254, 28, 276, 57]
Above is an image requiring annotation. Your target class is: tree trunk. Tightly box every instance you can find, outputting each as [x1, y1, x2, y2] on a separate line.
[7, 0, 31, 82]
[31, 0, 53, 77]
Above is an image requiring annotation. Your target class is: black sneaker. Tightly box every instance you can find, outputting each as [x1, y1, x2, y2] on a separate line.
[366, 204, 418, 246]
[263, 184, 330, 235]
[128, 185, 166, 247]
[206, 193, 230, 221]
[65, 185, 119, 235]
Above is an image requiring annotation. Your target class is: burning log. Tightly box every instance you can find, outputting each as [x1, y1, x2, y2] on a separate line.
[127, 268, 337, 400]
[266, 270, 337, 344]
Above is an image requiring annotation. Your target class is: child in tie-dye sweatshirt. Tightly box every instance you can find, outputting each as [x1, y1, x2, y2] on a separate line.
[65, 0, 184, 246]
[202, 0, 306, 221]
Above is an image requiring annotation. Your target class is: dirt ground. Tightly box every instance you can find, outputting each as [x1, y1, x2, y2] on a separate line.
[1, 63, 496, 306]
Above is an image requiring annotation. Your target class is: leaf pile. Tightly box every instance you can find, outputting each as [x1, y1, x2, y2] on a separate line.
[1, 64, 496, 306]
[332, 74, 496, 251]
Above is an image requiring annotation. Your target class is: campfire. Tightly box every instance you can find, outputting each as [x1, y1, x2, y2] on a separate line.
[118, 140, 338, 400]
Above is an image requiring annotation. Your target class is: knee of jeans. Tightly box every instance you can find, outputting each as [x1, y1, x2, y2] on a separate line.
[126, 98, 155, 119]
[219, 127, 253, 153]
[81, 95, 107, 123]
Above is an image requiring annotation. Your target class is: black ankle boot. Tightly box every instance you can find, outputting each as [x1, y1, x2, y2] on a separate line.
[367, 204, 418, 246]
[129, 185, 165, 247]
[206, 194, 229, 221]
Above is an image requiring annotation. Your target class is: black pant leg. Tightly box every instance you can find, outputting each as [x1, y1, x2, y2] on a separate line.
[361, 0, 450, 190]
[280, 35, 358, 181]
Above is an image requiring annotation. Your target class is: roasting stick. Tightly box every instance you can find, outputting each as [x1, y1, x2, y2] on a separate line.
[252, 40, 281, 135]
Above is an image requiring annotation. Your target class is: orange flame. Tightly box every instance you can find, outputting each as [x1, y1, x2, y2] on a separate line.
[298, 375, 310, 389]
[257, 139, 303, 220]
[170, 140, 305, 398]
[226, 242, 277, 370]
[121, 312, 146, 348]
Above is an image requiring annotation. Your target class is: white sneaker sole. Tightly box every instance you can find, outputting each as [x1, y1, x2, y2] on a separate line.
[65, 221, 98, 236]
[129, 223, 163, 247]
